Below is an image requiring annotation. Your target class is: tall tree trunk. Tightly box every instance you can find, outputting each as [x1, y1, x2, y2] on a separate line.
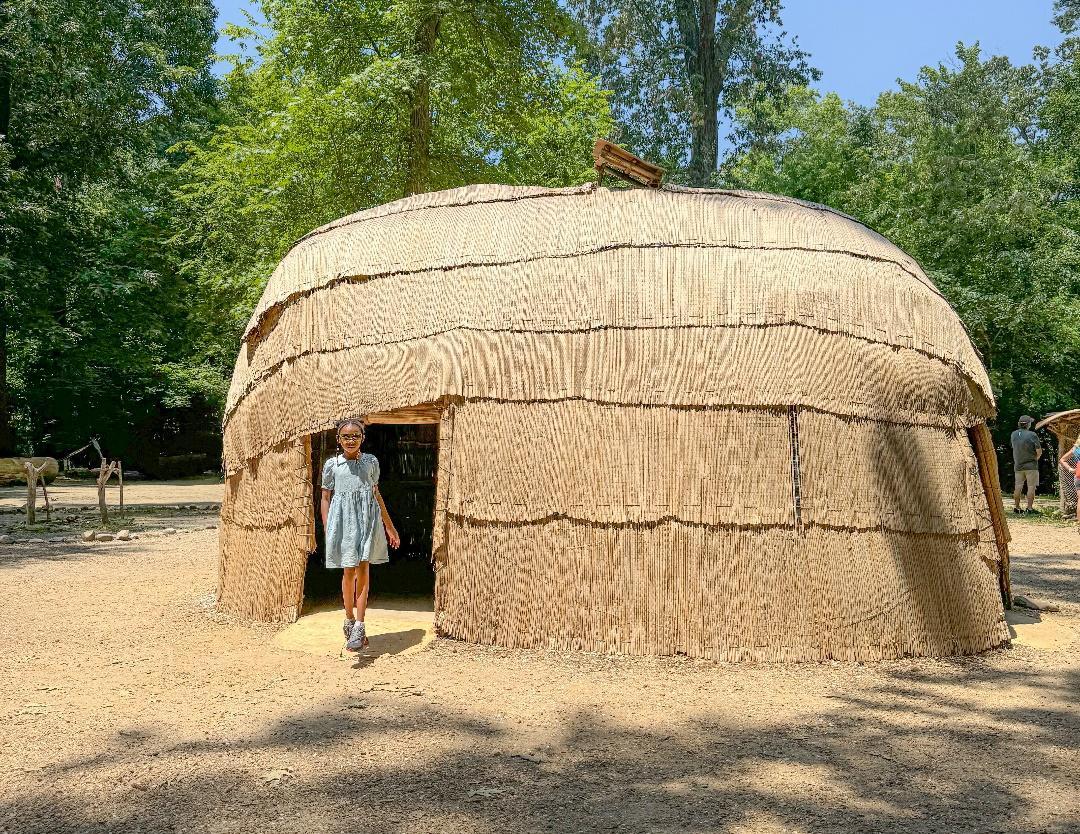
[0, 52, 9, 147]
[687, 76, 723, 187]
[0, 314, 12, 456]
[404, 11, 443, 197]
[676, 0, 755, 186]
[0, 31, 15, 456]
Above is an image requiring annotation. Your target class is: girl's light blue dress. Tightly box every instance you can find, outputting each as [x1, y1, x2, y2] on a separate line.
[322, 453, 389, 568]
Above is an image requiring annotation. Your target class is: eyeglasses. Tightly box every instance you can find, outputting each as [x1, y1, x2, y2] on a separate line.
[338, 433, 363, 441]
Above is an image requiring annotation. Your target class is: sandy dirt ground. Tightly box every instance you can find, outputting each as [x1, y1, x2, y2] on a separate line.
[0, 477, 224, 511]
[0, 485, 1077, 834]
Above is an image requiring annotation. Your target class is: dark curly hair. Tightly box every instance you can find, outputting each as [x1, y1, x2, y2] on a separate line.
[335, 417, 366, 436]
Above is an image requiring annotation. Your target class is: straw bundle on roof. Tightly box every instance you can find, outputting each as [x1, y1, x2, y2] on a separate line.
[218, 183, 1010, 660]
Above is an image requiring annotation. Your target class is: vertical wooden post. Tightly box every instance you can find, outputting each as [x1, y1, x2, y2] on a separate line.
[96, 460, 118, 525]
[40, 478, 50, 522]
[968, 423, 1011, 607]
[1051, 428, 1078, 519]
[118, 461, 124, 518]
[24, 461, 37, 526]
[432, 399, 456, 628]
[23, 460, 47, 526]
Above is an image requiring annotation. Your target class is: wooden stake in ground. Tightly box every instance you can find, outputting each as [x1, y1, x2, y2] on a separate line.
[23, 460, 49, 526]
[39, 476, 50, 523]
[96, 459, 122, 525]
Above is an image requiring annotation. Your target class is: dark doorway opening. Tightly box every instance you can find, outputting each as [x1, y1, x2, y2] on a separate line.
[304, 422, 438, 610]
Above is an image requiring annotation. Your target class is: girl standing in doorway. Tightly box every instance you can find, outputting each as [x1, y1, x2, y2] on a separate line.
[321, 418, 400, 651]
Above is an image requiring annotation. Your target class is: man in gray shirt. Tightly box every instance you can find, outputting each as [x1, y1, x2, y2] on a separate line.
[1011, 415, 1042, 514]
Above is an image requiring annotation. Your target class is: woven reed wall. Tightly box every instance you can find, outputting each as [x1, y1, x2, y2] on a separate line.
[218, 184, 1009, 658]
[218, 437, 313, 621]
[227, 248, 986, 415]
[223, 327, 991, 471]
[432, 400, 1007, 660]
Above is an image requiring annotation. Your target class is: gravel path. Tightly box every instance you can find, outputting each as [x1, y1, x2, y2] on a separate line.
[0, 517, 1077, 834]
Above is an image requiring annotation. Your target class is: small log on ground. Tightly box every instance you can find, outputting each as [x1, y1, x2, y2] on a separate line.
[1, 457, 58, 486]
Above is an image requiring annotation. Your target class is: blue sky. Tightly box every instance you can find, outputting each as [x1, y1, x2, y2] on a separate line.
[211, 0, 1063, 105]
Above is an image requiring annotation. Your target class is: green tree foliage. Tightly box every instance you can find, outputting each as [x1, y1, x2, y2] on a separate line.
[4, 0, 1077, 484]
[175, 0, 614, 349]
[728, 41, 1080, 456]
[1044, 0, 1080, 213]
[569, 0, 817, 184]
[0, 0, 220, 463]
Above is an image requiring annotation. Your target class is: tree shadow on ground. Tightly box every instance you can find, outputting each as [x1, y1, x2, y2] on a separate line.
[6, 663, 1077, 834]
[0, 540, 150, 570]
[1010, 549, 1080, 608]
[0, 537, 113, 570]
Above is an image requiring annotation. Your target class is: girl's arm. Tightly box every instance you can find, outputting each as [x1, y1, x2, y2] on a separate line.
[1061, 451, 1077, 478]
[321, 488, 332, 530]
[374, 486, 400, 549]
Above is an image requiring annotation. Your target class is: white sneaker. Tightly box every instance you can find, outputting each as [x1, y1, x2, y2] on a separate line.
[343, 618, 355, 639]
[346, 620, 366, 652]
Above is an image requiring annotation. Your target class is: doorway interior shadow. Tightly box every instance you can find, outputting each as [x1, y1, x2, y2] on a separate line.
[305, 421, 439, 612]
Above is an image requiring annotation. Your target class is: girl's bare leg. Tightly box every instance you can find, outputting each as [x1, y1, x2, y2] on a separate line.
[355, 562, 370, 623]
[342, 567, 357, 620]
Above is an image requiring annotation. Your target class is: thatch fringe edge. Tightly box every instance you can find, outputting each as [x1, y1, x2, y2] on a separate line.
[290, 182, 598, 252]
[441, 511, 995, 541]
[243, 240, 949, 347]
[221, 398, 988, 477]
[428, 622, 1011, 663]
[226, 321, 992, 426]
[282, 183, 899, 280]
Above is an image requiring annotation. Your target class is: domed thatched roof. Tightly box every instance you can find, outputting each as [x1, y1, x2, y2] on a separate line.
[223, 184, 993, 473]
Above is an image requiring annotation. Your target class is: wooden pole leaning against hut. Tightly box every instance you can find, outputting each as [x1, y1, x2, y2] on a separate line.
[968, 423, 1011, 606]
